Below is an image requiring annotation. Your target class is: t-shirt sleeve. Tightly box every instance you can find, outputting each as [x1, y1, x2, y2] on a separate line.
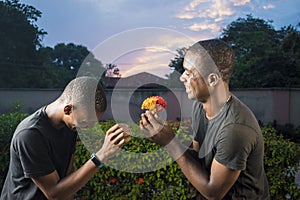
[215, 124, 257, 171]
[13, 129, 55, 178]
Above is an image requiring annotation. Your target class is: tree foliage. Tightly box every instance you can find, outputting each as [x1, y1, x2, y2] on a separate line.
[166, 48, 186, 88]
[221, 14, 300, 88]
[105, 63, 121, 77]
[0, 0, 105, 88]
[0, 0, 47, 88]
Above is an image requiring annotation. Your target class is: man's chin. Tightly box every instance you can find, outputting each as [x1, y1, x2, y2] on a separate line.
[187, 93, 196, 100]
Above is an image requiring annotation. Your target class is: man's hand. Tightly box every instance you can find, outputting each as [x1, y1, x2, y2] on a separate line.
[140, 110, 175, 146]
[96, 124, 130, 163]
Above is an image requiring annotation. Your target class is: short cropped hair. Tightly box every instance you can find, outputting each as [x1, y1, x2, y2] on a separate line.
[60, 76, 107, 113]
[189, 39, 234, 83]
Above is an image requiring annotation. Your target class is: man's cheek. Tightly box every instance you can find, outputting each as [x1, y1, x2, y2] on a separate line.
[190, 79, 198, 92]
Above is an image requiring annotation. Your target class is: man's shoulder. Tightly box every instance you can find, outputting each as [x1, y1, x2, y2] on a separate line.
[223, 95, 261, 133]
[12, 107, 47, 142]
[229, 95, 258, 121]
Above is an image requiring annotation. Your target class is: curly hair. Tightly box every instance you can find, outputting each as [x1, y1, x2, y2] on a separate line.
[60, 76, 107, 113]
[189, 39, 234, 83]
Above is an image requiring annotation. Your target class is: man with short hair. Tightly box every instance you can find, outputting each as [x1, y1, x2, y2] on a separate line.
[140, 39, 270, 199]
[1, 76, 129, 199]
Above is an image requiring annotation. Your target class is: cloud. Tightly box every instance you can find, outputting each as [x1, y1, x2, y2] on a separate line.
[174, 0, 256, 34]
[183, 0, 210, 11]
[188, 23, 220, 32]
[176, 13, 197, 19]
[263, 4, 275, 10]
[230, 0, 250, 6]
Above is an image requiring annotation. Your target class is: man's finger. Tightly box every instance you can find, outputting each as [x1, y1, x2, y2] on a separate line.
[109, 128, 124, 141]
[139, 121, 154, 138]
[112, 132, 124, 144]
[141, 113, 153, 128]
[106, 124, 120, 135]
[145, 111, 162, 125]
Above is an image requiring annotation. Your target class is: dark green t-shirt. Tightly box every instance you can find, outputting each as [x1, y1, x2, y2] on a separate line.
[1, 107, 77, 200]
[192, 95, 270, 200]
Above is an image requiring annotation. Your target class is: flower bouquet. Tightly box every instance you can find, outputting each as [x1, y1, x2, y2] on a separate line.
[141, 96, 167, 113]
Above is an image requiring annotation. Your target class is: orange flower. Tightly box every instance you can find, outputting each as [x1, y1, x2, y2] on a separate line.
[137, 177, 144, 184]
[141, 96, 167, 112]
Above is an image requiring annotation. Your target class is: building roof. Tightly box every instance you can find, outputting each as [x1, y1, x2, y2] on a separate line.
[103, 72, 167, 88]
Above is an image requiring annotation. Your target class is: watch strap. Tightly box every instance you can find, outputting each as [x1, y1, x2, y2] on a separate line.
[90, 152, 104, 168]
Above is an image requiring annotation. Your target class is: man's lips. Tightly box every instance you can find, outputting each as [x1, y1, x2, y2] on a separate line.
[184, 85, 191, 93]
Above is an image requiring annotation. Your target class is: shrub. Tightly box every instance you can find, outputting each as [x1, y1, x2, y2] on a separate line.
[73, 121, 193, 199]
[0, 111, 28, 188]
[262, 126, 300, 199]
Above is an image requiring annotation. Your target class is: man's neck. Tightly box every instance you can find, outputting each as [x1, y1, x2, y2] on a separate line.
[45, 101, 65, 129]
[202, 84, 231, 120]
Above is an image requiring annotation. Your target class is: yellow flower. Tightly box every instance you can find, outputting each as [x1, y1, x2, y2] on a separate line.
[141, 96, 167, 112]
[141, 97, 157, 110]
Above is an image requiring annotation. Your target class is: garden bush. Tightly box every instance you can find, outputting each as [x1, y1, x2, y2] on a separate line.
[0, 110, 28, 188]
[262, 126, 300, 199]
[73, 120, 193, 199]
[0, 111, 299, 199]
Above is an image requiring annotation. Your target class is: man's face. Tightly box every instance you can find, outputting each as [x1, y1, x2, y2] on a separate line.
[180, 52, 210, 102]
[67, 107, 104, 132]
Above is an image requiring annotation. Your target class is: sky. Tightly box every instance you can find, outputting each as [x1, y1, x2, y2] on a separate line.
[20, 0, 300, 78]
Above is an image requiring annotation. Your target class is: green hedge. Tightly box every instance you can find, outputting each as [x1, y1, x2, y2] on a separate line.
[0, 111, 29, 188]
[0, 112, 299, 199]
[262, 126, 300, 199]
[73, 121, 193, 199]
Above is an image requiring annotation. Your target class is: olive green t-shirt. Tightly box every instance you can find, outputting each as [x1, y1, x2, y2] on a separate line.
[192, 95, 270, 199]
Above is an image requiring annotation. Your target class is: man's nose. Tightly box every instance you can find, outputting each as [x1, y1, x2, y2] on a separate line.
[180, 73, 186, 82]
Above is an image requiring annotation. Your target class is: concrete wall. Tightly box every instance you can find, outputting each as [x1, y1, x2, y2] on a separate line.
[0, 88, 299, 126]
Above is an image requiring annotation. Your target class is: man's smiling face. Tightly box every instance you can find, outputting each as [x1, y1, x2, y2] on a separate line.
[180, 51, 210, 103]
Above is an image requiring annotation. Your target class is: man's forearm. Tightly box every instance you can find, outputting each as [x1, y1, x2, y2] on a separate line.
[165, 139, 213, 199]
[54, 160, 99, 199]
[34, 159, 100, 200]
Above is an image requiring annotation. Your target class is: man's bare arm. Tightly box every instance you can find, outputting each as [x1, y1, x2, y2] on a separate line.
[168, 140, 240, 200]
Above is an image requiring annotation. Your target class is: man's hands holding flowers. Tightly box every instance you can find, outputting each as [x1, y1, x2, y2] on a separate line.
[140, 111, 175, 146]
[140, 96, 174, 147]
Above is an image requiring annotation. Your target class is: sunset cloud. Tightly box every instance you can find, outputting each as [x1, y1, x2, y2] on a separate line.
[175, 0, 238, 33]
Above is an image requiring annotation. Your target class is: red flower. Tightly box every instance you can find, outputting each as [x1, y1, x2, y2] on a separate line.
[156, 96, 167, 108]
[109, 177, 117, 183]
[137, 177, 144, 184]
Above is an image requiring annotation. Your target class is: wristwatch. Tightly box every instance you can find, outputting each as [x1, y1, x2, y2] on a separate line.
[90, 153, 104, 168]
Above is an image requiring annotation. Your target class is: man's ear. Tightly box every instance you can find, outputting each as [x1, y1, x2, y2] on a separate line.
[64, 104, 73, 115]
[208, 73, 219, 86]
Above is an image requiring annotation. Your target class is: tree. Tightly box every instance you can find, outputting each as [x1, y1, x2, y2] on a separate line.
[278, 25, 300, 87]
[40, 43, 106, 88]
[0, 0, 47, 88]
[105, 63, 121, 77]
[221, 15, 300, 88]
[221, 14, 280, 88]
[166, 48, 186, 88]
